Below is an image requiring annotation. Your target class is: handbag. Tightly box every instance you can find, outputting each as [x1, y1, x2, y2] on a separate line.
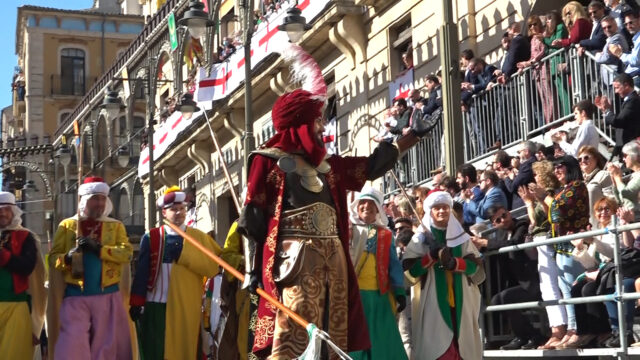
[619, 247, 640, 278]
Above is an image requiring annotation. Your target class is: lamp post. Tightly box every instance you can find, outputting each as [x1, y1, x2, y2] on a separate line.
[116, 146, 130, 168]
[240, 0, 256, 187]
[99, 89, 125, 121]
[278, 6, 312, 43]
[439, 0, 464, 175]
[178, 0, 215, 39]
[55, 144, 72, 191]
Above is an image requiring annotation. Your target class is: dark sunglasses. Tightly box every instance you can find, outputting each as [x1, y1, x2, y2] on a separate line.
[578, 155, 591, 163]
[493, 212, 508, 224]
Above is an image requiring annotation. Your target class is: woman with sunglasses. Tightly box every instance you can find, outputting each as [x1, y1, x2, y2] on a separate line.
[578, 145, 612, 228]
[548, 156, 590, 348]
[607, 140, 640, 220]
[521, 160, 566, 349]
[551, 2, 592, 48]
[519, 15, 554, 124]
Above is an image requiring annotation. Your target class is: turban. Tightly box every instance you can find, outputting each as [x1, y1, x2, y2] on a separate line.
[0, 191, 23, 228]
[262, 44, 328, 167]
[419, 191, 469, 247]
[78, 177, 113, 218]
[157, 186, 186, 209]
[349, 187, 387, 227]
[78, 176, 110, 196]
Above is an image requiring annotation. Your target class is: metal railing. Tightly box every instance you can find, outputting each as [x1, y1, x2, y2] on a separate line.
[480, 218, 640, 359]
[383, 46, 622, 193]
[49, 74, 98, 97]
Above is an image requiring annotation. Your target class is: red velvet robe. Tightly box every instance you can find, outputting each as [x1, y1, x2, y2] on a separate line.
[245, 153, 372, 355]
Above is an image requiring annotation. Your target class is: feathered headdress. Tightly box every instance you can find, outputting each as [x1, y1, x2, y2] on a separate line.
[280, 43, 327, 102]
[271, 44, 327, 131]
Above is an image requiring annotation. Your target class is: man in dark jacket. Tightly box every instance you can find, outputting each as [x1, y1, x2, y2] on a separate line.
[462, 58, 497, 103]
[596, 73, 640, 160]
[389, 98, 413, 136]
[497, 22, 530, 80]
[471, 205, 542, 350]
[578, 1, 608, 54]
[503, 141, 537, 209]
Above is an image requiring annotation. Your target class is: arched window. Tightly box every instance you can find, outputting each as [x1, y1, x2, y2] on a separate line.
[118, 188, 131, 225]
[132, 181, 144, 226]
[60, 48, 86, 95]
[58, 110, 72, 126]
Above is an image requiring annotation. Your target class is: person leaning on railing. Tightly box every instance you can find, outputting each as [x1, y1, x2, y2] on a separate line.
[544, 10, 571, 117]
[520, 15, 555, 125]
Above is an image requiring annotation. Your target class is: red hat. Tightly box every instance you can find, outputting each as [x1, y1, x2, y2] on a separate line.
[271, 89, 324, 131]
[78, 177, 109, 196]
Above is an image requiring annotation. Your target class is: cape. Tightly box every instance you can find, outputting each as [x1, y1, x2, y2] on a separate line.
[246, 152, 371, 354]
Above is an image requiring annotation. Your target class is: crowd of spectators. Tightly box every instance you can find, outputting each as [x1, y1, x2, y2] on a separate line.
[376, 3, 640, 352]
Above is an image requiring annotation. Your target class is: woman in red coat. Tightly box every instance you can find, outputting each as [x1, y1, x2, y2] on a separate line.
[552, 1, 592, 48]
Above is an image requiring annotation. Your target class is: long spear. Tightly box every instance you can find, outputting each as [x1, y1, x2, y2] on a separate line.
[387, 169, 423, 222]
[163, 220, 351, 359]
[202, 110, 241, 212]
[71, 121, 84, 278]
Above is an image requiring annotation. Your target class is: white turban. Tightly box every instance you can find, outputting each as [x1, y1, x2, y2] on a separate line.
[77, 177, 113, 219]
[417, 191, 469, 247]
[0, 191, 23, 228]
[349, 186, 387, 227]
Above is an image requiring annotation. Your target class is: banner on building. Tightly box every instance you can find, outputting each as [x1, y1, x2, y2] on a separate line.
[194, 0, 328, 103]
[323, 117, 337, 155]
[137, 107, 204, 177]
[138, 0, 329, 178]
[388, 68, 414, 103]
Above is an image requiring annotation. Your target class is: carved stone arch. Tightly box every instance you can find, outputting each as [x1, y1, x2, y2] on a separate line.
[195, 192, 211, 232]
[155, 44, 174, 110]
[117, 186, 131, 225]
[348, 114, 379, 156]
[131, 178, 145, 225]
[94, 114, 109, 174]
[1, 160, 54, 199]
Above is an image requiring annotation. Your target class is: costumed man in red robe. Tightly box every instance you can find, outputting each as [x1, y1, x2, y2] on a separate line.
[237, 44, 424, 359]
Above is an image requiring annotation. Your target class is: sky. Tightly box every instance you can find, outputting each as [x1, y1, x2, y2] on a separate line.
[1, 0, 93, 110]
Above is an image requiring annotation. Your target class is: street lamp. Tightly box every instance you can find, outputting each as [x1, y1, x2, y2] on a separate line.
[116, 146, 130, 168]
[55, 144, 72, 191]
[178, 0, 215, 39]
[278, 6, 311, 43]
[100, 89, 124, 120]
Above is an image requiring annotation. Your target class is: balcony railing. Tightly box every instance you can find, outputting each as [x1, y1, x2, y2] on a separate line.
[49, 74, 99, 97]
[383, 46, 621, 194]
